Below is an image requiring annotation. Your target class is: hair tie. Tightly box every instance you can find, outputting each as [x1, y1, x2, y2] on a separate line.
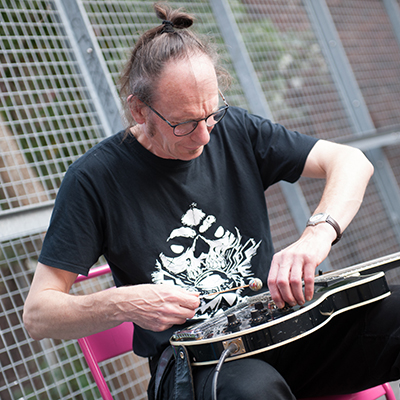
[161, 20, 174, 34]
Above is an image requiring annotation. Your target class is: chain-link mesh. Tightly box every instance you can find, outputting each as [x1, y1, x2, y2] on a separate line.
[327, 0, 400, 129]
[0, 1, 105, 212]
[1, 0, 400, 399]
[326, 0, 400, 269]
[0, 234, 150, 399]
[0, 233, 97, 400]
[231, 0, 354, 140]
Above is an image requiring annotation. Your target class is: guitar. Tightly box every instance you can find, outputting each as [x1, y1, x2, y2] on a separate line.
[170, 252, 400, 366]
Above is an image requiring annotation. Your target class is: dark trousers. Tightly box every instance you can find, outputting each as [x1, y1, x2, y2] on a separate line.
[149, 285, 400, 400]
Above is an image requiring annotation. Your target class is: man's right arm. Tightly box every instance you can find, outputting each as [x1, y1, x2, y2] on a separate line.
[23, 263, 200, 341]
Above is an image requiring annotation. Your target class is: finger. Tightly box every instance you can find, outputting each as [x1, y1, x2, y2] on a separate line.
[156, 285, 200, 311]
[303, 262, 315, 302]
[289, 262, 305, 306]
[267, 258, 285, 309]
[179, 304, 197, 320]
[147, 314, 193, 332]
[179, 292, 200, 310]
[276, 257, 298, 307]
[269, 255, 296, 308]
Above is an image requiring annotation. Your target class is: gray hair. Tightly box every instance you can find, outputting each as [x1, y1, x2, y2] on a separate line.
[118, 2, 231, 127]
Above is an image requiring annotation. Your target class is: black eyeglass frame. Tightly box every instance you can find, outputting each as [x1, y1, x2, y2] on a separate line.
[138, 89, 229, 137]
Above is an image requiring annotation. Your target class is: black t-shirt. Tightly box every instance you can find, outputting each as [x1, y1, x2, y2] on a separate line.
[39, 107, 318, 357]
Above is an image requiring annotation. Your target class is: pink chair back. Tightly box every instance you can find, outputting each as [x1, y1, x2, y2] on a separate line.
[74, 264, 111, 283]
[78, 322, 134, 363]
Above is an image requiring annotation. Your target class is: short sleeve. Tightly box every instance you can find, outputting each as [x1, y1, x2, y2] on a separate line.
[38, 167, 105, 275]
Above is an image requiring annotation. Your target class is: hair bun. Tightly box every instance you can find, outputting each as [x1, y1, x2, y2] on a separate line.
[154, 2, 194, 30]
[170, 15, 193, 30]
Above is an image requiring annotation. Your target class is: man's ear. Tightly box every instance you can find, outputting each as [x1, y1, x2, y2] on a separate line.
[128, 95, 147, 124]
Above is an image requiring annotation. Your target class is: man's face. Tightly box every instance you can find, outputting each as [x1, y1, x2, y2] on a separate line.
[136, 54, 220, 161]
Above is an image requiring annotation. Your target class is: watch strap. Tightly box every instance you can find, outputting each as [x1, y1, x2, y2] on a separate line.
[325, 216, 342, 245]
[307, 213, 342, 245]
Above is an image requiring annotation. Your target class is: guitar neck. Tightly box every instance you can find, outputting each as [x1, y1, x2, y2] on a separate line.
[321, 251, 400, 278]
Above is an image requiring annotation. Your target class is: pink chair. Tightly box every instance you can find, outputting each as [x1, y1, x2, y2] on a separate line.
[74, 264, 112, 284]
[75, 266, 397, 400]
[298, 382, 396, 400]
[75, 265, 136, 399]
[78, 322, 135, 400]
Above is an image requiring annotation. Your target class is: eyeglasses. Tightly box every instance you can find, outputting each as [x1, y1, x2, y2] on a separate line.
[138, 90, 229, 137]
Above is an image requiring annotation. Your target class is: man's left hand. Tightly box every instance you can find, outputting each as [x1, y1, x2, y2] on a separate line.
[267, 224, 334, 309]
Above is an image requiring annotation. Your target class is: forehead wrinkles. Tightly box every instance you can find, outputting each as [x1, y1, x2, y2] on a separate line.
[153, 55, 218, 119]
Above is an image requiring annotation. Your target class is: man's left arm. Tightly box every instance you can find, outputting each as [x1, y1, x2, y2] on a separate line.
[267, 140, 374, 309]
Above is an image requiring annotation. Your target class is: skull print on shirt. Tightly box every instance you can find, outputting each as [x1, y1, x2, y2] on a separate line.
[151, 203, 261, 318]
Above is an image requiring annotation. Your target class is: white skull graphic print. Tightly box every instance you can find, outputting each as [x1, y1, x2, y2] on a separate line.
[151, 203, 262, 318]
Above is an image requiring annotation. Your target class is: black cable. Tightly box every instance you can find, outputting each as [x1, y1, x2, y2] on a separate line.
[211, 342, 239, 400]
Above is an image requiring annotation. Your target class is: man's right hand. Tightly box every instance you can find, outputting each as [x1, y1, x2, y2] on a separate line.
[114, 284, 200, 332]
[23, 263, 200, 341]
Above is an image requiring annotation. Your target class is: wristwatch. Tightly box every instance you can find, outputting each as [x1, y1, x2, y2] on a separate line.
[306, 213, 342, 245]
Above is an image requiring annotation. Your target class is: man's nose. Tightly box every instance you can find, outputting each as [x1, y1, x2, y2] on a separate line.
[190, 120, 211, 145]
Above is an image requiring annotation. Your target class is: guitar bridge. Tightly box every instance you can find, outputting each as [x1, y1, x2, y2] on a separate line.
[222, 337, 246, 356]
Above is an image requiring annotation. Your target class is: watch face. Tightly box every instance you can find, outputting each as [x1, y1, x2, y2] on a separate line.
[308, 213, 327, 224]
[306, 213, 341, 245]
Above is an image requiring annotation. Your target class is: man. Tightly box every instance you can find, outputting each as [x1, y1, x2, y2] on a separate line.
[23, 3, 400, 399]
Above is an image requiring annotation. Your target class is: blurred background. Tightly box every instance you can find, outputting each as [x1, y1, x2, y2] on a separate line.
[1, 0, 400, 398]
